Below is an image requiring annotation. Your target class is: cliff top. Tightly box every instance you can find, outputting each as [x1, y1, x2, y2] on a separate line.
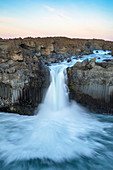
[0, 36, 112, 43]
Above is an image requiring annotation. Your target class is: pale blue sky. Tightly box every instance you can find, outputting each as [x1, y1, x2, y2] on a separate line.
[0, 0, 113, 40]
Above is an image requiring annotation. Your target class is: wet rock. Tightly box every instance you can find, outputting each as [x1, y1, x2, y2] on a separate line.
[103, 59, 112, 62]
[78, 55, 83, 59]
[82, 59, 89, 65]
[74, 58, 96, 70]
[67, 58, 71, 63]
[96, 61, 113, 68]
[90, 57, 96, 62]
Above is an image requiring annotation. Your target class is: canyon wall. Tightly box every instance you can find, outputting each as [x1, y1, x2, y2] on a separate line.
[0, 37, 113, 115]
[67, 59, 113, 114]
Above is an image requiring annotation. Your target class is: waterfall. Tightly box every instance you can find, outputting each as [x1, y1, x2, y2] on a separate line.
[0, 58, 113, 169]
[44, 65, 68, 111]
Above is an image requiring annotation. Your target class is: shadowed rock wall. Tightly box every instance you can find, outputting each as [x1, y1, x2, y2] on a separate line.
[67, 59, 113, 114]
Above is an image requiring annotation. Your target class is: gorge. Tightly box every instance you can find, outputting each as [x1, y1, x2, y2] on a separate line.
[0, 37, 113, 169]
[0, 37, 113, 115]
[1, 0, 113, 169]
[0, 58, 113, 170]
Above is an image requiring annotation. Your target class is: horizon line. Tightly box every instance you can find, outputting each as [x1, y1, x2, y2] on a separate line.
[0, 36, 113, 42]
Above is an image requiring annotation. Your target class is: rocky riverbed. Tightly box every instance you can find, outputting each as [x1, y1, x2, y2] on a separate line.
[0, 37, 113, 115]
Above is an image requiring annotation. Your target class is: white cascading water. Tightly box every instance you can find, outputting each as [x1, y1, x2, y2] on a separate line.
[44, 65, 68, 111]
[0, 54, 113, 169]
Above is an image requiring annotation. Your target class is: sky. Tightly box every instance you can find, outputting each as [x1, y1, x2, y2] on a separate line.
[0, 0, 113, 41]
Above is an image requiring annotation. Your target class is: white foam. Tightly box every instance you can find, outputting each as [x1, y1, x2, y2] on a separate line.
[0, 60, 108, 164]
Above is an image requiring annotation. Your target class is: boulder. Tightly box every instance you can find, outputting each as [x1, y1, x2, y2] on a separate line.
[67, 58, 71, 63]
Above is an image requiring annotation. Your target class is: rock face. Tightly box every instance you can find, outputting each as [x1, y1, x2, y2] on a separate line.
[0, 37, 113, 115]
[67, 59, 113, 114]
[0, 54, 50, 115]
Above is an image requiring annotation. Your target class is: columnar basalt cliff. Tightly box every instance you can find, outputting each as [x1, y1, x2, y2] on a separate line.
[67, 59, 113, 114]
[0, 58, 50, 115]
[0, 37, 113, 115]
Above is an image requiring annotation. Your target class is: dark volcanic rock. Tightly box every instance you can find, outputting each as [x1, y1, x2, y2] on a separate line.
[67, 59, 113, 114]
[0, 57, 50, 115]
[111, 50, 113, 56]
[0, 37, 113, 115]
[67, 58, 71, 63]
